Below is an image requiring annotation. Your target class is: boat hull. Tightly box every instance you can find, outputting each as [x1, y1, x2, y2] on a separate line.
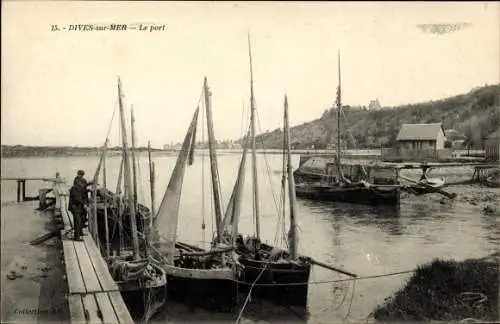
[405, 177, 446, 195]
[118, 279, 167, 322]
[237, 257, 311, 307]
[154, 242, 239, 313]
[295, 183, 400, 206]
[235, 241, 311, 308]
[485, 177, 500, 188]
[163, 265, 238, 312]
[485, 170, 500, 187]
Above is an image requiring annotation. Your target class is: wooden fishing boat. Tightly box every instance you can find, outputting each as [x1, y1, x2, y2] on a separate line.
[294, 181, 401, 205]
[212, 37, 312, 308]
[234, 93, 313, 307]
[233, 238, 312, 307]
[406, 177, 446, 195]
[87, 78, 166, 322]
[292, 54, 401, 206]
[485, 169, 500, 188]
[207, 40, 359, 312]
[419, 177, 445, 187]
[152, 77, 239, 313]
[91, 192, 166, 320]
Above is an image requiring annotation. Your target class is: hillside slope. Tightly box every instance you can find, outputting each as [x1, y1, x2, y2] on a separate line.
[252, 84, 500, 149]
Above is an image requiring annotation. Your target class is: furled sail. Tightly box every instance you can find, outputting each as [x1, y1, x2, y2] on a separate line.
[222, 129, 250, 243]
[154, 107, 200, 264]
[204, 77, 224, 243]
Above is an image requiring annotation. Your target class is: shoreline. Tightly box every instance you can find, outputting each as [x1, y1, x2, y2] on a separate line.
[373, 255, 500, 322]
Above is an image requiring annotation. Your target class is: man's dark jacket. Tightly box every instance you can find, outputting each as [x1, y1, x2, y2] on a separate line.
[68, 185, 88, 215]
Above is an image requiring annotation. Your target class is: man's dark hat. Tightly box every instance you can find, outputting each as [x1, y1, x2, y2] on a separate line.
[77, 170, 85, 176]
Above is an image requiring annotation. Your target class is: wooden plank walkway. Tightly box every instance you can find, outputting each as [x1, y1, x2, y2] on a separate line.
[53, 183, 134, 324]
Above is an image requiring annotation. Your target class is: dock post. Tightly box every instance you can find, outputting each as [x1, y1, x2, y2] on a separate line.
[21, 180, 26, 202]
[39, 188, 52, 209]
[39, 189, 46, 209]
[16, 180, 21, 202]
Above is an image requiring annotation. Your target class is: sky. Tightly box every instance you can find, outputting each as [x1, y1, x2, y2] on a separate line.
[2, 1, 499, 147]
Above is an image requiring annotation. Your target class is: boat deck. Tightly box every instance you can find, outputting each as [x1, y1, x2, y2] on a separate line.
[299, 155, 497, 170]
[53, 183, 134, 324]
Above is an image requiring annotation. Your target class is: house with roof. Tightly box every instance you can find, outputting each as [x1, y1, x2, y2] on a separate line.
[396, 123, 446, 151]
[382, 123, 450, 162]
[485, 128, 500, 161]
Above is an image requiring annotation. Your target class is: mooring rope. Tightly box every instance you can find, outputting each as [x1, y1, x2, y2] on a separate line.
[342, 278, 357, 321]
[102, 98, 119, 144]
[254, 108, 292, 248]
[235, 263, 270, 324]
[230, 268, 415, 287]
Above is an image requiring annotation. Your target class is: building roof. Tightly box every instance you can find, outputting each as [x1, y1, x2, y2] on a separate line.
[396, 123, 445, 141]
[487, 128, 500, 139]
[445, 129, 467, 141]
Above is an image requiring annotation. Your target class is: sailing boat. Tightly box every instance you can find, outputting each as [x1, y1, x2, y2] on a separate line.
[293, 53, 401, 206]
[151, 77, 239, 312]
[87, 78, 166, 321]
[216, 36, 312, 308]
[239, 95, 312, 307]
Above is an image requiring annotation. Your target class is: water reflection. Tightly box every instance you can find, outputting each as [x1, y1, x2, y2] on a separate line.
[156, 299, 309, 323]
[241, 300, 309, 323]
[299, 199, 404, 238]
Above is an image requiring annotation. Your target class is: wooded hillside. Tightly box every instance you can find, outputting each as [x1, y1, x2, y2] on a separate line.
[251, 84, 499, 149]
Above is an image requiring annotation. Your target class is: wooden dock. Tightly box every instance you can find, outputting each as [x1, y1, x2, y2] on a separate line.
[52, 182, 134, 324]
[0, 177, 62, 202]
[471, 165, 499, 183]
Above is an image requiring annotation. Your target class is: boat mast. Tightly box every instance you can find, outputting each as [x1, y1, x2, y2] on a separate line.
[248, 33, 260, 239]
[204, 77, 223, 243]
[116, 153, 124, 256]
[336, 51, 342, 180]
[103, 139, 110, 258]
[116, 154, 124, 195]
[281, 99, 287, 244]
[90, 146, 105, 245]
[117, 78, 141, 260]
[147, 141, 156, 243]
[284, 95, 298, 259]
[131, 105, 138, 211]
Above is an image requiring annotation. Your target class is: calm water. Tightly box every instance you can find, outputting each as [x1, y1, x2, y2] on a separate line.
[2, 154, 499, 323]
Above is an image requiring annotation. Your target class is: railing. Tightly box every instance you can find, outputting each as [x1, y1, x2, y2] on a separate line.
[486, 146, 499, 161]
[0, 176, 64, 202]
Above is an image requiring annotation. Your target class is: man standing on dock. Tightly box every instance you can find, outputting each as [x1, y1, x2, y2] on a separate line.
[68, 170, 93, 241]
[73, 170, 93, 226]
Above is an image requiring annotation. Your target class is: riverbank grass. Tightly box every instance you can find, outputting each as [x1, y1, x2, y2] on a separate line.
[373, 256, 499, 322]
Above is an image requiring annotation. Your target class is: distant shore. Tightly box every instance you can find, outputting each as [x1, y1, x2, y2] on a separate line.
[1, 146, 485, 161]
[1, 146, 382, 158]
